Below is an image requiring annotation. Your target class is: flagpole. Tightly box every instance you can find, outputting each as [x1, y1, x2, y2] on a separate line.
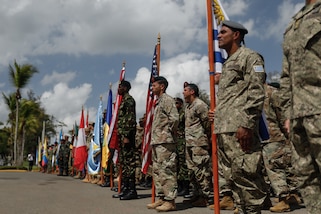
[206, 0, 220, 213]
[118, 61, 125, 195]
[151, 34, 161, 203]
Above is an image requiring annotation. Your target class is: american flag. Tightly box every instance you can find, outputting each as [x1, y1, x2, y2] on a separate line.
[107, 65, 126, 164]
[141, 45, 158, 174]
[212, 0, 228, 74]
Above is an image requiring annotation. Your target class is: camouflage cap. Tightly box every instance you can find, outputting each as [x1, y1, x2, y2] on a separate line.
[222, 20, 248, 34]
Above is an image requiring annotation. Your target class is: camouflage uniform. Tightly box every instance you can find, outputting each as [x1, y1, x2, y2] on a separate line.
[117, 92, 136, 184]
[176, 107, 189, 182]
[214, 46, 267, 213]
[262, 84, 298, 198]
[58, 141, 70, 175]
[279, 2, 321, 212]
[135, 123, 144, 184]
[47, 146, 53, 173]
[151, 93, 179, 201]
[185, 97, 212, 199]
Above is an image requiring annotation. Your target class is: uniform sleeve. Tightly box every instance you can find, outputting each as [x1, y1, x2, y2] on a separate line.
[239, 53, 266, 129]
[279, 55, 291, 119]
[117, 95, 136, 138]
[166, 98, 179, 135]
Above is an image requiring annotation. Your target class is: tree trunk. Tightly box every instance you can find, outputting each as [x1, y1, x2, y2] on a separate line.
[14, 99, 19, 166]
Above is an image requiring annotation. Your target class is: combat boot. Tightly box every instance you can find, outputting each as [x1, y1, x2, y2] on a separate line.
[147, 198, 165, 209]
[270, 198, 291, 212]
[208, 195, 234, 210]
[120, 179, 138, 200]
[155, 200, 176, 212]
[191, 197, 208, 207]
[177, 180, 190, 196]
[73, 172, 81, 179]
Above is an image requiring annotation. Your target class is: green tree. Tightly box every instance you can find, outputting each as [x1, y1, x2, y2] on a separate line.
[8, 60, 38, 165]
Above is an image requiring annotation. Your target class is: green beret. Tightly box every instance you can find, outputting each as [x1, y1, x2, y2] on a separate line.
[222, 20, 248, 34]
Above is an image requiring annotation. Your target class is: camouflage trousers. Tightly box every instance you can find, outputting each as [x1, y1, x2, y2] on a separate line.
[262, 141, 298, 198]
[217, 133, 267, 213]
[119, 139, 136, 179]
[176, 138, 189, 181]
[186, 145, 211, 198]
[135, 144, 143, 183]
[152, 143, 177, 200]
[290, 115, 321, 214]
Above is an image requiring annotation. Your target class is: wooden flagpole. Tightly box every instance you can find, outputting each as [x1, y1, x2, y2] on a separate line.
[206, 0, 220, 213]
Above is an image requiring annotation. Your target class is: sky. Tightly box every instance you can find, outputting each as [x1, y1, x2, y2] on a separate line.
[0, 0, 304, 137]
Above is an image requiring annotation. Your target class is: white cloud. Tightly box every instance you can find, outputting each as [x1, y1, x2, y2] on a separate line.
[131, 52, 210, 118]
[41, 71, 76, 85]
[0, 0, 207, 65]
[222, 0, 250, 17]
[40, 82, 92, 130]
[264, 0, 304, 40]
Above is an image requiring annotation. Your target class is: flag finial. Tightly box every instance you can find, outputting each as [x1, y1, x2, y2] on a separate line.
[109, 82, 112, 89]
[157, 33, 161, 44]
[122, 60, 126, 67]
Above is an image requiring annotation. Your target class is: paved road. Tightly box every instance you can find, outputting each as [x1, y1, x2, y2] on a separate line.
[0, 171, 307, 214]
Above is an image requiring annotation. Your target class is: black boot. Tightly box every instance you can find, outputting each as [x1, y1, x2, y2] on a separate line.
[112, 179, 128, 198]
[120, 179, 138, 200]
[178, 180, 190, 196]
[100, 175, 111, 187]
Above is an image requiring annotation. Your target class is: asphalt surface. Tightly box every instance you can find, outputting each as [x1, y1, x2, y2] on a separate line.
[0, 171, 308, 214]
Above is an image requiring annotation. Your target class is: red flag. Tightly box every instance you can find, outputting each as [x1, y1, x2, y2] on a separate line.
[107, 64, 126, 163]
[142, 44, 159, 174]
[73, 107, 88, 170]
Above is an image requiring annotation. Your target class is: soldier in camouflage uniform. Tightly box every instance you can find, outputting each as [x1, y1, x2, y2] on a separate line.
[262, 83, 301, 212]
[279, 1, 321, 213]
[210, 20, 267, 213]
[57, 137, 70, 176]
[135, 116, 144, 185]
[174, 97, 190, 197]
[47, 145, 53, 173]
[182, 83, 212, 207]
[112, 80, 137, 200]
[146, 76, 179, 212]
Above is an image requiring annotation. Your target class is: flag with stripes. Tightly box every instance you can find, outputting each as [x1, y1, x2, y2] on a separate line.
[107, 65, 126, 164]
[142, 45, 158, 174]
[211, 0, 228, 74]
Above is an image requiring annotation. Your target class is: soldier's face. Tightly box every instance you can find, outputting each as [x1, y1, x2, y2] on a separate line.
[218, 26, 235, 50]
[183, 87, 192, 103]
[152, 81, 162, 96]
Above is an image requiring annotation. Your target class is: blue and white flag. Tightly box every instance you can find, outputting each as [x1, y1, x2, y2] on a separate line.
[212, 0, 229, 74]
[87, 98, 103, 174]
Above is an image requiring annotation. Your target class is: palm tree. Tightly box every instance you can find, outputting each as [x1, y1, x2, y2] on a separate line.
[18, 99, 42, 165]
[2, 93, 17, 159]
[8, 60, 38, 165]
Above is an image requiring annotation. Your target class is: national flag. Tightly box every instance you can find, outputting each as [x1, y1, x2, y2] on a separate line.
[73, 107, 88, 171]
[42, 138, 48, 167]
[37, 137, 41, 166]
[87, 98, 103, 174]
[142, 45, 159, 174]
[107, 65, 126, 164]
[72, 121, 78, 158]
[102, 86, 113, 169]
[211, 0, 229, 74]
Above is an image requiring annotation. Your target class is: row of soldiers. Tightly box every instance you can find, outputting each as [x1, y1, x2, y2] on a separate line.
[38, 78, 303, 213]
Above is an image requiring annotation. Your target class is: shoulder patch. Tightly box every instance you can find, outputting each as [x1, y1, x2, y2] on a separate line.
[253, 65, 264, 72]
